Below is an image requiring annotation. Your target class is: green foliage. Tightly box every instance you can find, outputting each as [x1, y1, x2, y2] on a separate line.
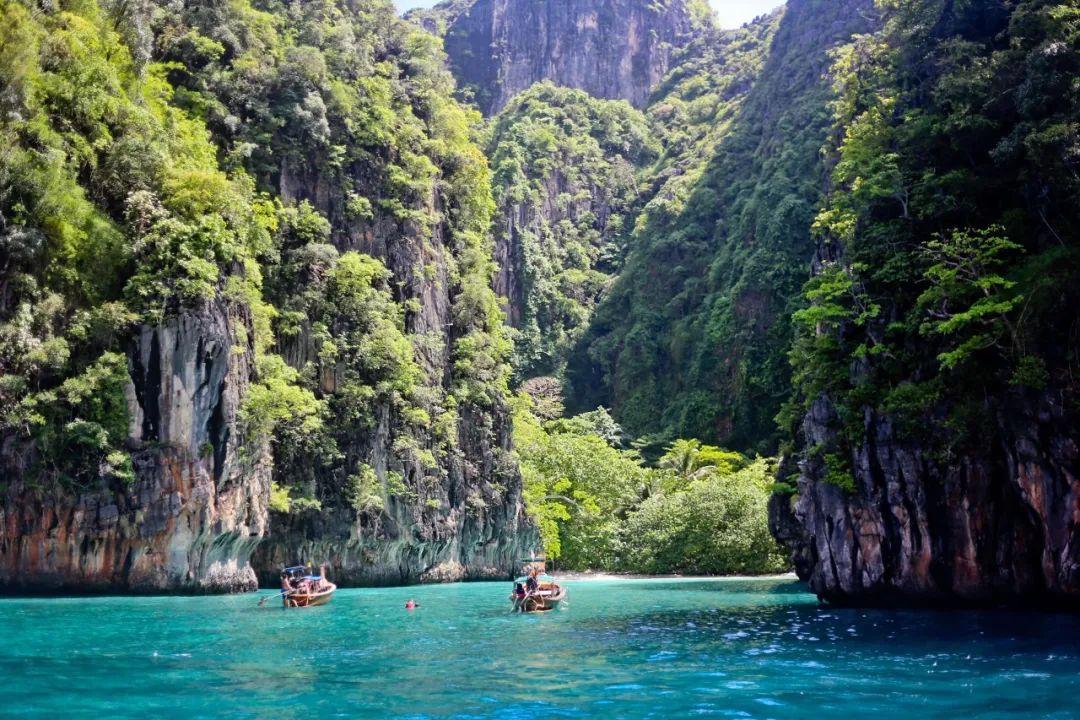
[346, 464, 384, 513]
[567, 7, 846, 454]
[5, 351, 133, 487]
[821, 453, 855, 493]
[514, 396, 647, 567]
[659, 439, 748, 484]
[621, 459, 787, 575]
[487, 83, 658, 379]
[0, 0, 291, 488]
[917, 227, 1024, 370]
[514, 397, 785, 574]
[240, 354, 322, 444]
[1, 0, 512, 510]
[787, 0, 1080, 470]
[269, 481, 292, 513]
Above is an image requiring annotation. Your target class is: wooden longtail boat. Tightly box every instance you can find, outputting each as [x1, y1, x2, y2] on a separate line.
[281, 566, 336, 608]
[510, 556, 567, 613]
[285, 582, 336, 608]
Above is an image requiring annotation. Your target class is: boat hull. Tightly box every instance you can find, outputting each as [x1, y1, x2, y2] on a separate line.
[285, 582, 336, 608]
[512, 586, 567, 613]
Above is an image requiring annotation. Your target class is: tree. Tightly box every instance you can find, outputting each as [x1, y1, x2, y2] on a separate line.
[917, 226, 1025, 370]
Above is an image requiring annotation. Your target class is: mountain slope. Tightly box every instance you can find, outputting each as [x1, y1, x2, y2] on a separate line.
[566, 0, 875, 453]
[486, 83, 658, 380]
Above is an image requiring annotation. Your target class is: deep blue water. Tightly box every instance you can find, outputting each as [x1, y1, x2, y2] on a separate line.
[3, 577, 1080, 718]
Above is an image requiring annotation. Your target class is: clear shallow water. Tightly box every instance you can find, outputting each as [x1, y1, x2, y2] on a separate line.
[4, 577, 1080, 719]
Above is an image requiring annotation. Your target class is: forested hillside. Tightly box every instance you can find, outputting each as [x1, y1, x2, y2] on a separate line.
[431, 0, 873, 456]
[486, 84, 657, 380]
[776, 0, 1080, 606]
[0, 0, 531, 591]
[567, 0, 873, 453]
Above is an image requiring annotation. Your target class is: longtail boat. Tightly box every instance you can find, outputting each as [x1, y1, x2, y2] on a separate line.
[281, 566, 336, 608]
[510, 556, 567, 613]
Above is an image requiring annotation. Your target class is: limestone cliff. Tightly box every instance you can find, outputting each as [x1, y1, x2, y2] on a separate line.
[0, 0, 534, 593]
[772, 391, 1079, 607]
[158, 0, 538, 585]
[420, 0, 699, 115]
[0, 301, 270, 592]
[771, 0, 1080, 607]
[485, 83, 657, 379]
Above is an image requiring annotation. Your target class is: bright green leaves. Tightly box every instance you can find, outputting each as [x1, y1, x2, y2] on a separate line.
[326, 252, 422, 400]
[658, 438, 748, 485]
[513, 396, 654, 567]
[240, 354, 322, 445]
[917, 227, 1025, 370]
[6, 352, 134, 487]
[514, 393, 784, 573]
[345, 464, 385, 513]
[487, 83, 657, 380]
[789, 262, 880, 416]
[621, 458, 786, 575]
[0, 0, 277, 488]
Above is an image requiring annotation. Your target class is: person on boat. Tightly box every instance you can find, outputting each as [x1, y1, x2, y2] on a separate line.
[279, 571, 299, 607]
[318, 565, 330, 592]
[525, 568, 539, 595]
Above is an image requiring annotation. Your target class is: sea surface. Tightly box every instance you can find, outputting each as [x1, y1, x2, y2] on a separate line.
[3, 576, 1080, 719]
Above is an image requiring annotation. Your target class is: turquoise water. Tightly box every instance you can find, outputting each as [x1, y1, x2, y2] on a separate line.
[4, 577, 1080, 719]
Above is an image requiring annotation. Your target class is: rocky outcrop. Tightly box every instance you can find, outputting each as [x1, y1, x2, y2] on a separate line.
[0, 300, 270, 593]
[775, 391, 1080, 607]
[768, 0, 1080, 608]
[253, 403, 531, 586]
[434, 0, 698, 114]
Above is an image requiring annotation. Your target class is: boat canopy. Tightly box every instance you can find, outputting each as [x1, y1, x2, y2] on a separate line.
[516, 574, 556, 584]
[283, 566, 323, 580]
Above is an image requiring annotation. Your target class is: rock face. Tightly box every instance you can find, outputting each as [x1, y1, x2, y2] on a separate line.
[247, 171, 537, 586]
[253, 403, 529, 586]
[247, 83, 535, 589]
[768, 0, 1080, 608]
[437, 0, 697, 114]
[485, 84, 655, 379]
[0, 301, 270, 592]
[773, 391, 1080, 607]
[0, 0, 536, 594]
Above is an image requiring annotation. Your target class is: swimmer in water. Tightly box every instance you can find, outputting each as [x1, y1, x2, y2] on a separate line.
[405, 599, 419, 609]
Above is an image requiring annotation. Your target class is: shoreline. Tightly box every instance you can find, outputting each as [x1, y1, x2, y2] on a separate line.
[0, 573, 802, 599]
[553, 571, 800, 582]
